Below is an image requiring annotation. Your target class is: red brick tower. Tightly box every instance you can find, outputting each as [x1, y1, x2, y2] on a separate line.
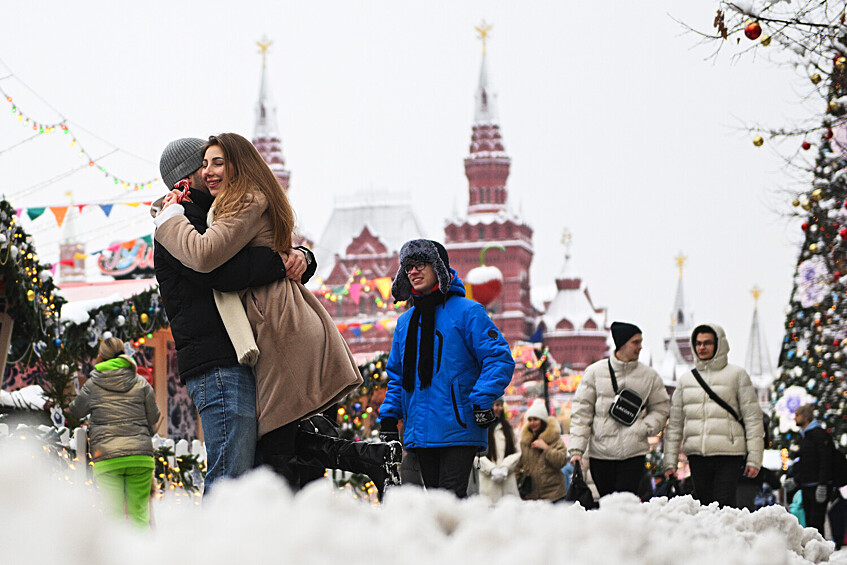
[539, 233, 609, 371]
[444, 25, 535, 345]
[252, 37, 290, 193]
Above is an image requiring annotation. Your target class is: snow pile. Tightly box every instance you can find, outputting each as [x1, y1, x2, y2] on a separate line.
[1, 440, 845, 565]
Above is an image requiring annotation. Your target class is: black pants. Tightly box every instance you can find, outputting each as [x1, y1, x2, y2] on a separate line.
[589, 456, 645, 497]
[413, 446, 478, 499]
[829, 495, 847, 549]
[687, 455, 744, 508]
[801, 485, 828, 536]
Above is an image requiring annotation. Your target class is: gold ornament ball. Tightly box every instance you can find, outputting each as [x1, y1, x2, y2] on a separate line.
[26, 290, 35, 301]
[752, 135, 764, 147]
[802, 201, 812, 211]
[760, 35, 771, 46]
[810, 243, 818, 252]
[837, 56, 847, 71]
[792, 198, 801, 207]
[812, 188, 824, 201]
[811, 73, 822, 85]
[140, 313, 149, 324]
[830, 100, 841, 112]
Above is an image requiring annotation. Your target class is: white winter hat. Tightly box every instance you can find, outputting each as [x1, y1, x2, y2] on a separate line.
[524, 399, 548, 421]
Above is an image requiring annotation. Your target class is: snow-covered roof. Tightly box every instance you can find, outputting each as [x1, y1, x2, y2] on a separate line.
[313, 192, 426, 279]
[540, 277, 605, 333]
[58, 278, 158, 325]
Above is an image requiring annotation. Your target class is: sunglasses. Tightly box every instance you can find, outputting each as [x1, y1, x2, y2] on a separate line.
[404, 262, 429, 273]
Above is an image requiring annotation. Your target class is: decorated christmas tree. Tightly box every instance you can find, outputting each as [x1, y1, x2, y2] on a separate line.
[698, 3, 847, 455]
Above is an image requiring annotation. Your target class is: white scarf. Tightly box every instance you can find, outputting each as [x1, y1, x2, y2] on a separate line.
[208, 204, 260, 366]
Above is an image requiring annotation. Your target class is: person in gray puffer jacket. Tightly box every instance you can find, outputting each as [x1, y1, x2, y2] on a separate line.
[69, 337, 160, 526]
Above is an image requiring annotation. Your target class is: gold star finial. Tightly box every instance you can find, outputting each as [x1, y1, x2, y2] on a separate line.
[751, 284, 763, 305]
[257, 36, 273, 68]
[674, 251, 687, 279]
[475, 20, 492, 55]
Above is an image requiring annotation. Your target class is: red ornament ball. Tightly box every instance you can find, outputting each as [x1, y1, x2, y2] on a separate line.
[840, 228, 847, 238]
[825, 129, 834, 140]
[802, 141, 812, 150]
[744, 21, 762, 40]
[801, 222, 810, 231]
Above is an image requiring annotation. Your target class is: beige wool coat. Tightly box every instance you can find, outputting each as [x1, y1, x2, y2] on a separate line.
[515, 417, 568, 502]
[661, 323, 764, 471]
[155, 193, 363, 437]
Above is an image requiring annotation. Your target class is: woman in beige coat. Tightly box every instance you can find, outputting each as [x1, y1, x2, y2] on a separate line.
[154, 133, 362, 487]
[515, 399, 568, 502]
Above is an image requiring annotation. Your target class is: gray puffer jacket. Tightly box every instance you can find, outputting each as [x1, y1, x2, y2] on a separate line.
[68, 356, 160, 463]
[661, 323, 764, 471]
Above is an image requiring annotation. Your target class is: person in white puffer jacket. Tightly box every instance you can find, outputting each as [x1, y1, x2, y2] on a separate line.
[569, 322, 670, 498]
[475, 398, 521, 503]
[662, 323, 764, 508]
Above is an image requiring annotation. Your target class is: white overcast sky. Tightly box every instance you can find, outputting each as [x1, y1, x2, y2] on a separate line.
[0, 1, 817, 369]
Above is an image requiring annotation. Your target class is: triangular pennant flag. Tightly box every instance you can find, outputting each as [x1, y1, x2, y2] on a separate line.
[49, 206, 68, 227]
[348, 283, 362, 304]
[140, 234, 153, 246]
[76, 204, 86, 213]
[142, 201, 152, 206]
[361, 323, 374, 333]
[351, 327, 362, 338]
[337, 324, 349, 333]
[375, 277, 392, 301]
[99, 204, 114, 217]
[125, 202, 141, 208]
[27, 207, 46, 221]
[120, 239, 137, 250]
[14, 208, 23, 217]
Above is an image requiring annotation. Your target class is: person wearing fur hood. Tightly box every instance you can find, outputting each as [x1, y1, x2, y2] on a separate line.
[68, 337, 160, 527]
[475, 398, 521, 503]
[515, 399, 568, 502]
[662, 323, 764, 508]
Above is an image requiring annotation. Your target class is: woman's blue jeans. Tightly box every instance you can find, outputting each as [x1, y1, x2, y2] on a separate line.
[185, 365, 257, 494]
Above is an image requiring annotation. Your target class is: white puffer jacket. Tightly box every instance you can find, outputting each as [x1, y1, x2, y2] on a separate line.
[475, 421, 521, 503]
[661, 323, 764, 471]
[569, 355, 670, 461]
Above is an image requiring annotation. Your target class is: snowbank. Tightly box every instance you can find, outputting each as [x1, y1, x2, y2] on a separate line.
[1, 440, 844, 565]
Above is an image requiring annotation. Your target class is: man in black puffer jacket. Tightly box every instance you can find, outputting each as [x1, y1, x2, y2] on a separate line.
[792, 403, 833, 537]
[153, 137, 314, 494]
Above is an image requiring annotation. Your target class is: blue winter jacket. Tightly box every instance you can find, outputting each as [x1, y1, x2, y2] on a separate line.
[379, 270, 515, 449]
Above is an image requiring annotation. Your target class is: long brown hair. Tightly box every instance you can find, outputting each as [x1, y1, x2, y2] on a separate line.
[203, 133, 295, 252]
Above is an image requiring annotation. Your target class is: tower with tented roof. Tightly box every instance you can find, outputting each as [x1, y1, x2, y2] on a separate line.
[444, 22, 535, 346]
[252, 36, 291, 193]
[745, 285, 774, 407]
[659, 253, 695, 388]
[538, 230, 609, 370]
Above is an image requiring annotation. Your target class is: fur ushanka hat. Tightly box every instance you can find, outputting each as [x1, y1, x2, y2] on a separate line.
[391, 239, 452, 301]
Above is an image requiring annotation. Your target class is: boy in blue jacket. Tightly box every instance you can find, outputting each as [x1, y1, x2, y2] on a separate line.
[379, 239, 515, 498]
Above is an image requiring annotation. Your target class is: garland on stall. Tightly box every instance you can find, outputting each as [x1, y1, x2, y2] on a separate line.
[0, 199, 65, 363]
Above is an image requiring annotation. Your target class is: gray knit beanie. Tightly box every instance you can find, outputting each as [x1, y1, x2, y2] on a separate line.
[159, 138, 205, 189]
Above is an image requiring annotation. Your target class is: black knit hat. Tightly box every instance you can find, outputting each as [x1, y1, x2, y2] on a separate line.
[611, 321, 642, 351]
[159, 138, 205, 190]
[391, 239, 452, 301]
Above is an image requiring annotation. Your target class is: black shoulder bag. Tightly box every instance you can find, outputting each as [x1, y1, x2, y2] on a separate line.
[607, 359, 645, 427]
[690, 368, 745, 430]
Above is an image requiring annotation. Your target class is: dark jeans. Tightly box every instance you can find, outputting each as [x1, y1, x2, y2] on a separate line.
[830, 495, 847, 549]
[801, 485, 828, 537]
[687, 455, 745, 508]
[589, 455, 645, 497]
[413, 446, 478, 499]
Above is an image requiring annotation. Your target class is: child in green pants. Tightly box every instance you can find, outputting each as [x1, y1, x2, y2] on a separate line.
[69, 337, 160, 527]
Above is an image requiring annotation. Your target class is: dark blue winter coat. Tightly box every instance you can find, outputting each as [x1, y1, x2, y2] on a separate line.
[379, 270, 515, 449]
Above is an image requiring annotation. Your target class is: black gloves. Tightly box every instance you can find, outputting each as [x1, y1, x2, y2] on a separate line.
[379, 417, 400, 443]
[473, 405, 496, 428]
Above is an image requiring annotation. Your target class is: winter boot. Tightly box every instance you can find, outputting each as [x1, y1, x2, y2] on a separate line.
[295, 432, 402, 501]
[258, 423, 301, 492]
